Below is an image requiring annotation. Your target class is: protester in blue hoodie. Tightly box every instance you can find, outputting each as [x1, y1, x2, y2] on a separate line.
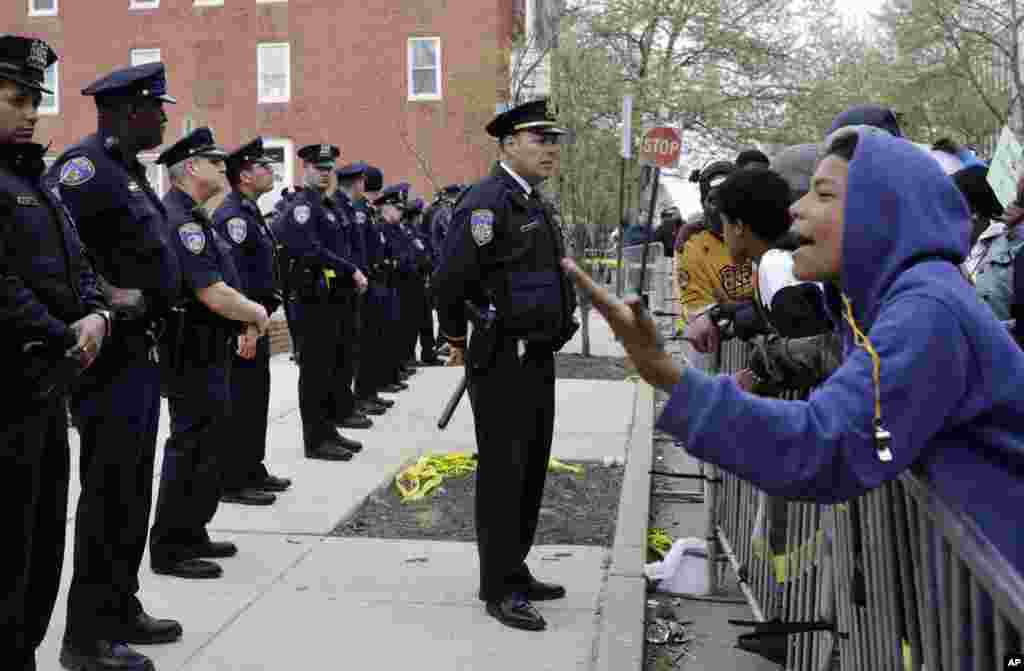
[562, 126, 1024, 573]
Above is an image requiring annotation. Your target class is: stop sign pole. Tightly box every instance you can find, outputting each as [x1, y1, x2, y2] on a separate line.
[636, 126, 683, 304]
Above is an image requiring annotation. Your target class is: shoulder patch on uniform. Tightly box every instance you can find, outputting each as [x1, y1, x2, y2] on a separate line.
[59, 157, 96, 187]
[178, 222, 207, 255]
[227, 217, 248, 244]
[293, 204, 311, 224]
[470, 209, 494, 246]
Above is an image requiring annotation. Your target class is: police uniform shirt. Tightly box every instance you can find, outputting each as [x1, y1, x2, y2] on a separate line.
[213, 190, 277, 301]
[1, 142, 106, 349]
[433, 163, 576, 343]
[276, 187, 357, 279]
[50, 134, 180, 303]
[163, 187, 242, 295]
[355, 198, 393, 280]
[332, 190, 368, 273]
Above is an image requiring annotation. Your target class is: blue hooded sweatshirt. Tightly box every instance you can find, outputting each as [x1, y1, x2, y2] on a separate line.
[656, 129, 1024, 572]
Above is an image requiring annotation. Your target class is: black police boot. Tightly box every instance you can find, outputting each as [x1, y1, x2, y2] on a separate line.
[358, 399, 386, 416]
[305, 439, 354, 461]
[371, 395, 395, 408]
[220, 488, 277, 506]
[114, 612, 183, 645]
[485, 594, 546, 632]
[418, 357, 443, 366]
[60, 639, 155, 671]
[525, 578, 566, 601]
[256, 473, 292, 492]
[331, 433, 363, 453]
[150, 557, 223, 580]
[192, 540, 238, 559]
[338, 413, 373, 429]
[380, 382, 408, 393]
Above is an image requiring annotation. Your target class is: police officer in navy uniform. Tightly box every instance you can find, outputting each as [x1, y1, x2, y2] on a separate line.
[406, 197, 442, 365]
[277, 144, 368, 460]
[425, 183, 463, 263]
[148, 128, 270, 581]
[51, 62, 184, 670]
[0, 36, 109, 671]
[433, 99, 579, 632]
[376, 184, 419, 385]
[214, 138, 293, 506]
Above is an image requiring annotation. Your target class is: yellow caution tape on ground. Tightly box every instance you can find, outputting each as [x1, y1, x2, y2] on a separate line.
[648, 528, 673, 559]
[395, 452, 478, 502]
[547, 458, 583, 475]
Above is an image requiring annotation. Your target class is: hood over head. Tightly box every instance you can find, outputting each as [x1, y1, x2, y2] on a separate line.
[829, 127, 970, 327]
[825, 104, 902, 139]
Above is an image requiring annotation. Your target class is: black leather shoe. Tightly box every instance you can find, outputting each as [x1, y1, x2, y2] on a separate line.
[60, 639, 154, 671]
[485, 595, 546, 631]
[193, 540, 238, 559]
[151, 558, 222, 579]
[371, 395, 395, 408]
[379, 383, 405, 393]
[338, 413, 373, 429]
[114, 612, 182, 645]
[331, 434, 363, 453]
[358, 401, 386, 415]
[525, 579, 566, 601]
[305, 441, 354, 461]
[256, 473, 292, 492]
[418, 358, 444, 366]
[221, 488, 277, 506]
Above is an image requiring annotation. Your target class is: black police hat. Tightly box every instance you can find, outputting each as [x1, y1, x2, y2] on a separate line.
[298, 143, 340, 167]
[0, 36, 57, 94]
[156, 127, 228, 166]
[486, 98, 566, 139]
[336, 161, 368, 179]
[364, 166, 383, 192]
[226, 137, 273, 177]
[374, 183, 409, 208]
[82, 62, 176, 103]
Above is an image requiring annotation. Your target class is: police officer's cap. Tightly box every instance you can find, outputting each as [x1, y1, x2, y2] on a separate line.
[364, 166, 383, 192]
[374, 184, 408, 208]
[0, 36, 57, 94]
[486, 98, 566, 139]
[336, 161, 368, 179]
[298, 143, 340, 167]
[156, 127, 228, 166]
[225, 137, 273, 179]
[82, 62, 177, 104]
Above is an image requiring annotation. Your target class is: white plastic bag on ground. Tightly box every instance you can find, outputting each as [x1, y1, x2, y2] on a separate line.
[644, 537, 710, 596]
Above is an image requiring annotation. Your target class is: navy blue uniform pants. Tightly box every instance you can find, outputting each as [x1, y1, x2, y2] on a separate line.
[336, 292, 359, 415]
[467, 337, 555, 602]
[1, 394, 69, 668]
[418, 285, 437, 361]
[398, 276, 423, 362]
[296, 298, 348, 448]
[221, 336, 271, 491]
[150, 361, 231, 563]
[355, 289, 384, 398]
[284, 299, 302, 357]
[66, 340, 161, 642]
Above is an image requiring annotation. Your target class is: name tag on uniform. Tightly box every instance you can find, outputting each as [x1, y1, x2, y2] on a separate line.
[127, 181, 141, 192]
[520, 220, 540, 233]
[16, 194, 40, 206]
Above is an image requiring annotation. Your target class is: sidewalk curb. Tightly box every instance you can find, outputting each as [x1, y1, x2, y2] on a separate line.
[593, 380, 655, 671]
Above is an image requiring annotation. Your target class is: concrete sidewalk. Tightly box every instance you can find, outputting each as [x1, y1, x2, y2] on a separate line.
[39, 313, 643, 671]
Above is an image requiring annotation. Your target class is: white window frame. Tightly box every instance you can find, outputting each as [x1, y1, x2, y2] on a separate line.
[407, 37, 442, 101]
[193, 0, 224, 6]
[129, 0, 160, 9]
[257, 43, 291, 104]
[130, 48, 162, 67]
[256, 138, 294, 214]
[40, 62, 58, 116]
[28, 0, 58, 17]
[138, 153, 168, 197]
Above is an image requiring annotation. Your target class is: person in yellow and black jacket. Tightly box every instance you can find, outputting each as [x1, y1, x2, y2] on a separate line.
[433, 99, 579, 633]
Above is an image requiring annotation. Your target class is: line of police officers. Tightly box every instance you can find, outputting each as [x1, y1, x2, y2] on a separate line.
[3, 35, 457, 671]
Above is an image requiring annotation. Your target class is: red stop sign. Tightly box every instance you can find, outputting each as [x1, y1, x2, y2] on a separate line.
[640, 127, 683, 168]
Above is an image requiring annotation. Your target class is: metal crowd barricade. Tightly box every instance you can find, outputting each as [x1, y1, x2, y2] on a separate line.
[666, 281, 1022, 669]
[613, 242, 673, 313]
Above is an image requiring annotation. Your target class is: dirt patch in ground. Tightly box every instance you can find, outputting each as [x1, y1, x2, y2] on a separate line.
[332, 460, 624, 546]
[555, 353, 631, 380]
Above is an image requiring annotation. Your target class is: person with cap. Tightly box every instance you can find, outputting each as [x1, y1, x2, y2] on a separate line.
[824, 103, 903, 139]
[0, 35, 110, 671]
[735, 148, 771, 169]
[404, 196, 442, 365]
[379, 182, 419, 382]
[50, 61, 183, 670]
[271, 186, 303, 362]
[426, 183, 464, 265]
[213, 137, 293, 506]
[432, 98, 579, 632]
[277, 144, 368, 461]
[146, 128, 268, 582]
[653, 205, 682, 258]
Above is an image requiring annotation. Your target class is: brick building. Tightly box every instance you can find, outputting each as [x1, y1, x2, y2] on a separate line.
[4, 0, 547, 211]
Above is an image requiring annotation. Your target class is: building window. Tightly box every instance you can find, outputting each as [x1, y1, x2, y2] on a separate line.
[129, 0, 159, 9]
[256, 138, 294, 214]
[193, 0, 224, 5]
[130, 48, 162, 67]
[29, 0, 58, 16]
[258, 43, 290, 103]
[138, 154, 168, 197]
[40, 63, 58, 115]
[408, 37, 442, 101]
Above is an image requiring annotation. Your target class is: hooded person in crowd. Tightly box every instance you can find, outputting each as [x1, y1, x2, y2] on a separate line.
[564, 126, 1024, 575]
[955, 164, 1006, 282]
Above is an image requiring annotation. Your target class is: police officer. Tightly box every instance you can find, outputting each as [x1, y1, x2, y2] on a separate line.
[377, 184, 418, 384]
[148, 128, 269, 580]
[214, 137, 293, 505]
[433, 99, 579, 632]
[0, 36, 108, 671]
[424, 183, 463, 266]
[406, 197, 442, 365]
[51, 62, 184, 670]
[271, 187, 302, 362]
[277, 144, 367, 460]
